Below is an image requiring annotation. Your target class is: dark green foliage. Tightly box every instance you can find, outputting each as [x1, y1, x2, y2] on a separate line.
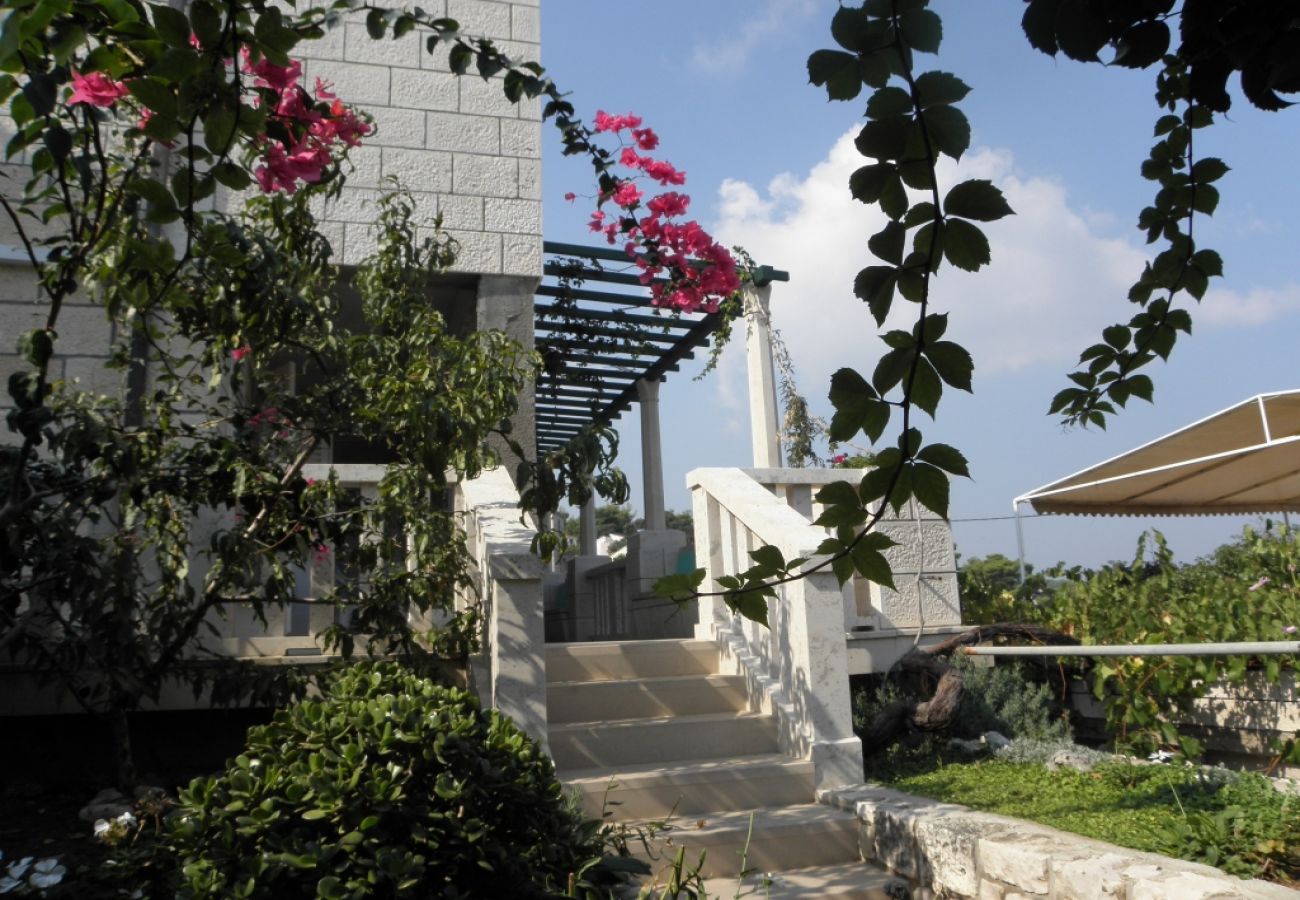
[948, 654, 1073, 743]
[170, 663, 599, 899]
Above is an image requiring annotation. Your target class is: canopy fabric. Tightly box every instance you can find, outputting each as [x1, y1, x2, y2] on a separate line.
[1015, 391, 1300, 517]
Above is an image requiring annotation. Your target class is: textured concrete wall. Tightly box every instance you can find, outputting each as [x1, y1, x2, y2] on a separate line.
[291, 0, 543, 276]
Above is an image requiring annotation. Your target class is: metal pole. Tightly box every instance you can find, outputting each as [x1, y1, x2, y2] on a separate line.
[1013, 499, 1027, 583]
[963, 640, 1300, 658]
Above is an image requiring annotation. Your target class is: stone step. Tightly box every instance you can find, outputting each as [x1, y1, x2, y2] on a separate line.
[631, 803, 863, 879]
[547, 673, 749, 724]
[560, 753, 815, 820]
[695, 862, 903, 899]
[546, 638, 719, 683]
[548, 712, 777, 770]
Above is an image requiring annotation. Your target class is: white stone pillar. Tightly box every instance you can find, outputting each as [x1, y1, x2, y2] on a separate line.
[636, 377, 666, 532]
[579, 493, 597, 556]
[745, 283, 782, 468]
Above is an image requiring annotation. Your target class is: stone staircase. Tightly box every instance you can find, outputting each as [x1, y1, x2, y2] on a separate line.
[548, 638, 900, 899]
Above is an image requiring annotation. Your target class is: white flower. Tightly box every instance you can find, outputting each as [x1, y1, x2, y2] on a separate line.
[114, 812, 137, 829]
[0, 876, 21, 895]
[4, 858, 32, 880]
[28, 859, 65, 890]
[93, 818, 111, 838]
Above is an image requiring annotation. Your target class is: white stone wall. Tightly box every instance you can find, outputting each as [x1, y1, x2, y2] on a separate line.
[291, 0, 543, 276]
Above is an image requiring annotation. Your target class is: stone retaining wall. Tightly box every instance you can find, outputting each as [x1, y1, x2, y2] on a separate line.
[817, 784, 1296, 899]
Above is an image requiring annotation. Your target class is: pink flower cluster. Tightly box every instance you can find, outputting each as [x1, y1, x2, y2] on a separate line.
[830, 453, 849, 465]
[65, 47, 369, 195]
[241, 50, 370, 193]
[583, 110, 739, 314]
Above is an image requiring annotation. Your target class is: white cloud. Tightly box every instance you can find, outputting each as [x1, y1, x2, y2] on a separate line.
[1199, 284, 1300, 327]
[710, 130, 1159, 400]
[687, 0, 817, 74]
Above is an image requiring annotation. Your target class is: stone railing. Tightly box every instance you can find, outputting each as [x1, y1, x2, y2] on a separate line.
[688, 466, 863, 788]
[455, 466, 548, 749]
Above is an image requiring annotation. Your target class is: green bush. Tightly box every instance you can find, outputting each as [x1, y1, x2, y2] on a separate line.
[169, 662, 598, 899]
[950, 655, 1073, 743]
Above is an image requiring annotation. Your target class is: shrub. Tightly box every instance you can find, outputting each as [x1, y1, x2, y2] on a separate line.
[950, 655, 1073, 743]
[169, 662, 598, 899]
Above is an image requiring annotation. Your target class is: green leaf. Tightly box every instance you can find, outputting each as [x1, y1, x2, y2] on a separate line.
[855, 116, 911, 161]
[189, 0, 222, 49]
[830, 5, 873, 52]
[749, 545, 785, 571]
[898, 9, 942, 53]
[849, 163, 896, 204]
[1055, 0, 1109, 61]
[17, 328, 53, 367]
[913, 71, 969, 108]
[916, 443, 969, 477]
[924, 341, 973, 391]
[851, 538, 895, 588]
[910, 462, 949, 518]
[1191, 184, 1220, 215]
[879, 172, 909, 220]
[153, 4, 193, 48]
[448, 43, 472, 75]
[943, 179, 1013, 221]
[366, 9, 387, 39]
[872, 347, 911, 396]
[942, 218, 990, 271]
[831, 551, 855, 586]
[203, 106, 237, 154]
[865, 86, 913, 119]
[853, 266, 897, 325]
[807, 49, 863, 102]
[1191, 248, 1223, 277]
[907, 358, 942, 417]
[868, 221, 905, 266]
[923, 105, 970, 160]
[828, 368, 884, 442]
[654, 570, 705, 602]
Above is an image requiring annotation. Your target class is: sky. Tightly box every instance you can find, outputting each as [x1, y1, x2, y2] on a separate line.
[536, 1, 1300, 570]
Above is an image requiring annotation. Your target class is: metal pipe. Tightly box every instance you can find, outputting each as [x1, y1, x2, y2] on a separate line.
[963, 641, 1300, 657]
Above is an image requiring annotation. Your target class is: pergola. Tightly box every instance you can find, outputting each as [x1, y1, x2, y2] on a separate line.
[533, 241, 788, 551]
[1013, 390, 1300, 573]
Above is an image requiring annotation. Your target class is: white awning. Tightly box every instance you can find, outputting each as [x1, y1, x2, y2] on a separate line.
[1015, 390, 1300, 517]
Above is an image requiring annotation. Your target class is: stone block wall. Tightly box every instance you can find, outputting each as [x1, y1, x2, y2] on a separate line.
[819, 784, 1294, 899]
[286, 0, 543, 275]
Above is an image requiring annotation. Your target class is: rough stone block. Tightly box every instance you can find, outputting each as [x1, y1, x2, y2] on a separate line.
[510, 4, 540, 42]
[0, 264, 40, 303]
[382, 147, 452, 193]
[499, 118, 540, 158]
[367, 106, 426, 148]
[426, 111, 499, 154]
[343, 144, 382, 189]
[517, 158, 541, 200]
[392, 70, 461, 113]
[436, 194, 484, 231]
[452, 154, 516, 198]
[484, 197, 540, 235]
[876, 573, 961, 629]
[446, 230, 501, 274]
[501, 233, 542, 278]
[62, 356, 123, 399]
[914, 813, 981, 898]
[316, 187, 384, 224]
[1128, 872, 1255, 900]
[448, 0, 512, 40]
[979, 880, 1005, 900]
[459, 74, 520, 118]
[305, 59, 390, 107]
[344, 22, 420, 67]
[876, 520, 957, 573]
[977, 833, 1052, 894]
[1051, 852, 1129, 899]
[341, 222, 380, 266]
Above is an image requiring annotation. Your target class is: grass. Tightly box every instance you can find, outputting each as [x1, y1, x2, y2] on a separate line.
[876, 754, 1300, 884]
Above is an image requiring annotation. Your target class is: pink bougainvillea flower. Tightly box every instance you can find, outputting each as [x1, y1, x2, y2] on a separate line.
[313, 543, 330, 564]
[611, 181, 643, 208]
[619, 147, 643, 169]
[1284, 625, 1297, 635]
[631, 127, 659, 151]
[587, 210, 606, 232]
[642, 159, 686, 186]
[564, 191, 576, 202]
[231, 345, 251, 361]
[68, 71, 130, 108]
[593, 110, 642, 133]
[646, 191, 689, 218]
[1249, 576, 1271, 591]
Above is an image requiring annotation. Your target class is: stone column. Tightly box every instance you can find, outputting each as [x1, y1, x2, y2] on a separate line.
[476, 274, 539, 467]
[636, 376, 666, 531]
[579, 493, 597, 556]
[745, 283, 782, 468]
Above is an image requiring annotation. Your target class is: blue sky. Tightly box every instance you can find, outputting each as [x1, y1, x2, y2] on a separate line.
[537, 1, 1300, 569]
